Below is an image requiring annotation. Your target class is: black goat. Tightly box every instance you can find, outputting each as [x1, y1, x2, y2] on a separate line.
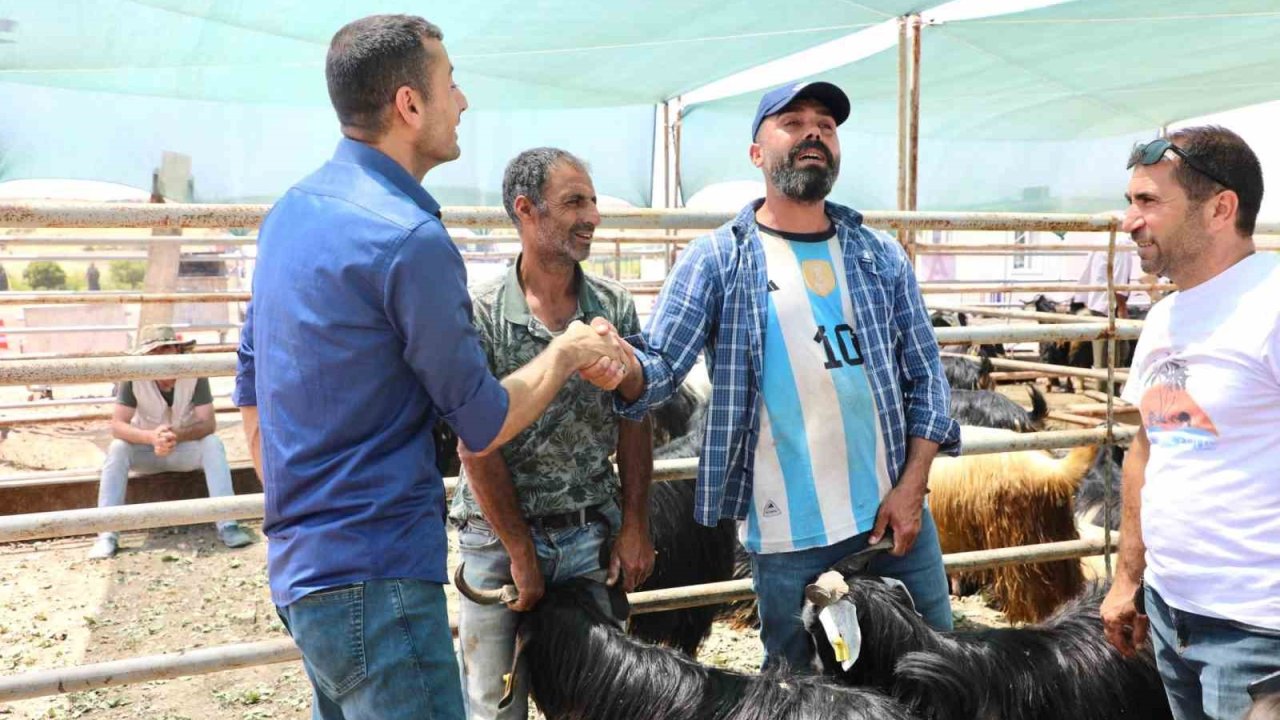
[930, 310, 1005, 358]
[1022, 295, 1093, 393]
[443, 369, 733, 656]
[630, 478, 737, 655]
[510, 580, 916, 720]
[631, 369, 740, 655]
[652, 373, 710, 456]
[949, 386, 1047, 432]
[802, 573, 1171, 720]
[1074, 445, 1124, 530]
[941, 355, 995, 391]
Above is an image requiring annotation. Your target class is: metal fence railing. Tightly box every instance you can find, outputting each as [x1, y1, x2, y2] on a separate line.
[0, 202, 1158, 701]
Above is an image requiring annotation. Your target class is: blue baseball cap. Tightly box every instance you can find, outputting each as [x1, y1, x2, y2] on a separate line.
[750, 81, 850, 141]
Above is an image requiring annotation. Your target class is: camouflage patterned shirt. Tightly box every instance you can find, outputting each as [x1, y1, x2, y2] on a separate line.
[449, 257, 642, 522]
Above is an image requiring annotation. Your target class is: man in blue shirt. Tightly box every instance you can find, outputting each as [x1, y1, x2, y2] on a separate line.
[607, 81, 961, 671]
[235, 15, 629, 720]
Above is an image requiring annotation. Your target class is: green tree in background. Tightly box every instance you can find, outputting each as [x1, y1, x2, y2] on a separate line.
[108, 260, 146, 289]
[24, 261, 67, 290]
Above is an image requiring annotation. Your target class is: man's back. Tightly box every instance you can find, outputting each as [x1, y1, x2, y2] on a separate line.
[252, 139, 506, 606]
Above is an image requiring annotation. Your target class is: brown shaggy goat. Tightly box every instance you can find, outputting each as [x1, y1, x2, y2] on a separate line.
[929, 426, 1098, 623]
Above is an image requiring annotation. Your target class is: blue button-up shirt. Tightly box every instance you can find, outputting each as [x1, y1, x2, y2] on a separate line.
[622, 200, 959, 527]
[238, 138, 509, 606]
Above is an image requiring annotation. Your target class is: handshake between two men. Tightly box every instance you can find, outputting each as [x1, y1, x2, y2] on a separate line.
[557, 317, 642, 396]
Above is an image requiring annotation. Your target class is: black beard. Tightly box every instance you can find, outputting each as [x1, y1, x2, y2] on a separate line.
[769, 139, 839, 203]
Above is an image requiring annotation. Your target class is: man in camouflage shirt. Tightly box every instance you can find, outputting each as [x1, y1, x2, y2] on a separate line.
[451, 148, 654, 720]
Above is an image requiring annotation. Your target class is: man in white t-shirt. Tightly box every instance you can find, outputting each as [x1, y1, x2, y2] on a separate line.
[1101, 126, 1280, 720]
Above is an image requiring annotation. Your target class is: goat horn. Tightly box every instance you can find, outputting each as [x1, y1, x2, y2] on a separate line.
[453, 564, 520, 606]
[830, 535, 896, 576]
[805, 570, 849, 610]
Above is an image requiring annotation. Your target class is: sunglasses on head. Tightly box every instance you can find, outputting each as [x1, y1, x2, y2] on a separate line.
[1128, 138, 1234, 191]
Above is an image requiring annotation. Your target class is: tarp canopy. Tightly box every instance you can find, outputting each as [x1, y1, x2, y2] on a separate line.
[3, 1, 1280, 209]
[0, 0, 922, 108]
[0, 0, 923, 204]
[681, 0, 1280, 212]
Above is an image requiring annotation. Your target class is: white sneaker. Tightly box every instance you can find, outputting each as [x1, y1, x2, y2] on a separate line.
[217, 523, 254, 549]
[88, 533, 118, 560]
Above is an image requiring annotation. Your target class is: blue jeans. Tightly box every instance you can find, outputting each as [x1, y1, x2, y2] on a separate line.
[276, 579, 465, 720]
[1145, 584, 1280, 720]
[751, 509, 953, 671]
[456, 502, 622, 720]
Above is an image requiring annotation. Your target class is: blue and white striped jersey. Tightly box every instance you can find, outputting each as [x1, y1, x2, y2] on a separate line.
[742, 228, 891, 554]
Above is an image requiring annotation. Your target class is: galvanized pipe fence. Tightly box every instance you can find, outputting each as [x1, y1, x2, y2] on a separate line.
[0, 535, 1117, 703]
[0, 203, 1146, 701]
[0, 426, 1133, 545]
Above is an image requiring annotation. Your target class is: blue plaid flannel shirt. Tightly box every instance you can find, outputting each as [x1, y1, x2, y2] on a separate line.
[619, 199, 960, 527]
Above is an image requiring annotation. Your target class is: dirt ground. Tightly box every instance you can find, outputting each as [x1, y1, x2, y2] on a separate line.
[0, 379, 1114, 719]
[0, 522, 1017, 720]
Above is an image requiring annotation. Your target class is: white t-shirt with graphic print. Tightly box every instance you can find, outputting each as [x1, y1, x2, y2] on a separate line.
[1121, 251, 1280, 631]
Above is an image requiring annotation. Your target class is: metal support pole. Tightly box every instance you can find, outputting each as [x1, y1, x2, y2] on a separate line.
[896, 16, 909, 215]
[673, 105, 684, 208]
[905, 14, 923, 261]
[1103, 227, 1119, 578]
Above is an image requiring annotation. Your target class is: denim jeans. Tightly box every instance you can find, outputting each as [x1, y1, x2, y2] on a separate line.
[276, 579, 465, 720]
[1145, 584, 1280, 720]
[750, 509, 953, 671]
[456, 502, 621, 720]
[97, 436, 237, 529]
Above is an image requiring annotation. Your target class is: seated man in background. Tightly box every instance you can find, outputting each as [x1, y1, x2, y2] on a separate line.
[89, 324, 252, 559]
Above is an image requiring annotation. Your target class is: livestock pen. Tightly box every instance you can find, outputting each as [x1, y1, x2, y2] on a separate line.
[6, 201, 1274, 717]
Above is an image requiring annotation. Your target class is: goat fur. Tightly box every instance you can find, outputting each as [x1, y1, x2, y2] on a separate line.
[949, 386, 1046, 432]
[522, 580, 915, 720]
[928, 426, 1096, 622]
[630, 478, 737, 655]
[941, 355, 995, 391]
[802, 575, 1171, 720]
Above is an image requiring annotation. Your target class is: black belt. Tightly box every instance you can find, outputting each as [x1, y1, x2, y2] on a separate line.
[530, 505, 607, 532]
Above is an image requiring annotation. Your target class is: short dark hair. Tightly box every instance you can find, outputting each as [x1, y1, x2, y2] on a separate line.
[325, 15, 443, 137]
[1130, 125, 1264, 236]
[502, 148, 588, 227]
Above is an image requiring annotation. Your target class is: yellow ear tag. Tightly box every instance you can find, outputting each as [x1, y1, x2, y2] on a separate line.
[831, 636, 850, 662]
[503, 672, 514, 694]
[817, 603, 862, 672]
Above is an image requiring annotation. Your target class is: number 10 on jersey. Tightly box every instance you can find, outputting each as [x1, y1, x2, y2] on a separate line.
[813, 324, 864, 370]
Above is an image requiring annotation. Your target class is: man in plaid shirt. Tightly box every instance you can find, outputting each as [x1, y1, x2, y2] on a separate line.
[601, 81, 960, 670]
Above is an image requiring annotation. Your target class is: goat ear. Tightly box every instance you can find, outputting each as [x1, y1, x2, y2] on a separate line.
[497, 631, 528, 711]
[606, 583, 631, 626]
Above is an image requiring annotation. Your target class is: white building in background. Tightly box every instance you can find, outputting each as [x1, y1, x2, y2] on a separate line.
[915, 230, 1149, 312]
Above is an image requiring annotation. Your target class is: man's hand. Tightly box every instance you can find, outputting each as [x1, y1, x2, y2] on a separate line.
[869, 472, 927, 557]
[608, 522, 655, 592]
[507, 545, 545, 613]
[152, 425, 177, 457]
[559, 318, 630, 390]
[1101, 579, 1148, 657]
[579, 318, 639, 391]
